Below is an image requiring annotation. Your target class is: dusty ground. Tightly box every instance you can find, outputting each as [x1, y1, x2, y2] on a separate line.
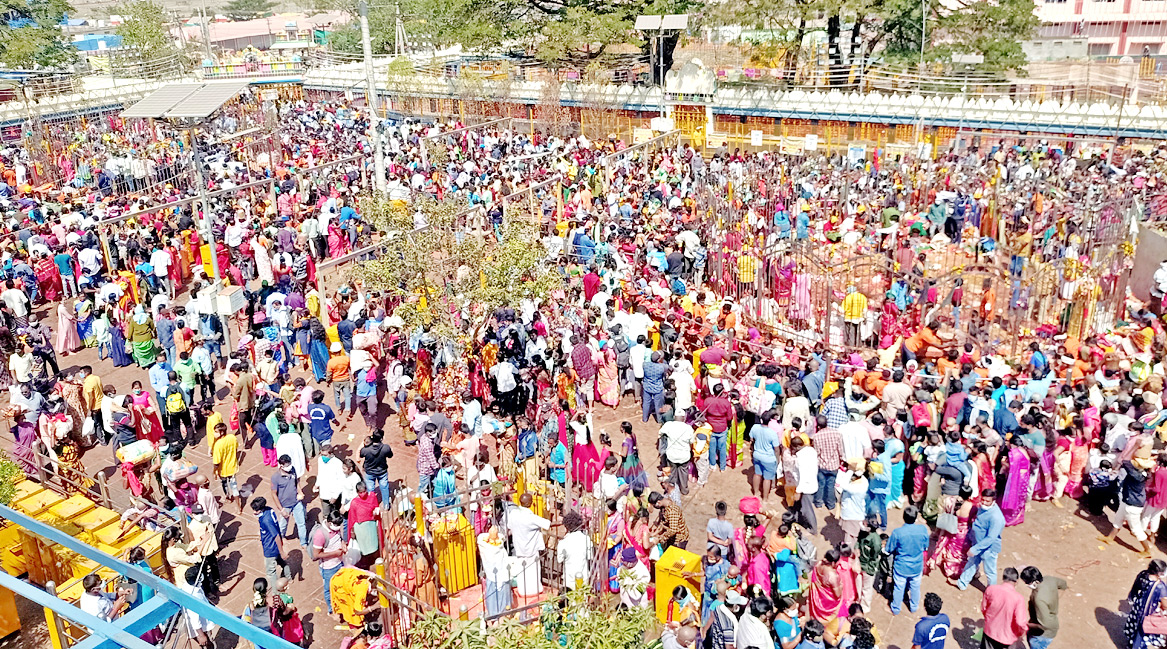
[0, 297, 1148, 649]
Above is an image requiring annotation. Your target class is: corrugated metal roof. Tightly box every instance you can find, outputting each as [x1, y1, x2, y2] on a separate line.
[120, 81, 249, 119]
[165, 81, 249, 118]
[120, 83, 202, 118]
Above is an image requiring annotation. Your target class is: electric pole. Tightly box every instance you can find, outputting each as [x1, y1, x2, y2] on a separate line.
[359, 0, 387, 194]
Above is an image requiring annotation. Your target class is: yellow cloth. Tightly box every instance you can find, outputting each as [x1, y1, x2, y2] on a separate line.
[736, 255, 758, 283]
[842, 292, 868, 322]
[205, 412, 224, 453]
[212, 433, 239, 478]
[330, 568, 372, 627]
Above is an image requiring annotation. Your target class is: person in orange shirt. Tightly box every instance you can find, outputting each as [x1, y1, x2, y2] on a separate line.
[903, 320, 951, 363]
[325, 342, 354, 420]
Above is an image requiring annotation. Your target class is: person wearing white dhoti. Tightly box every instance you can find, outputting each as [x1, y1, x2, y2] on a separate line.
[508, 493, 550, 597]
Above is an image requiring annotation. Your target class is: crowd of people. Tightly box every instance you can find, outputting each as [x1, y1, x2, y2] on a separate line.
[2, 90, 1167, 649]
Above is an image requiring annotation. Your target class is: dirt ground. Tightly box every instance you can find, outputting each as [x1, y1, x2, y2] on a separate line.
[0, 298, 1148, 649]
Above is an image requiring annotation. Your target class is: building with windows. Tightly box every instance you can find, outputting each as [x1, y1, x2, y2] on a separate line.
[1035, 0, 1167, 58]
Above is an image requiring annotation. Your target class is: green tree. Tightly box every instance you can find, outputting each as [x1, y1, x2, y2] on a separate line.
[0, 0, 75, 69]
[115, 0, 174, 54]
[350, 195, 561, 342]
[221, 0, 277, 20]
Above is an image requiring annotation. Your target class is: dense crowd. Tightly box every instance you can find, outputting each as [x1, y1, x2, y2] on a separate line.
[2, 93, 1167, 649]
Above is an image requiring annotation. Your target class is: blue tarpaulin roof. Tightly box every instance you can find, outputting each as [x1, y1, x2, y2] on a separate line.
[73, 34, 123, 50]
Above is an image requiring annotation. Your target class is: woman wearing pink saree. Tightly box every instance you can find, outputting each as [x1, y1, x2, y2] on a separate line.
[622, 503, 651, 565]
[807, 549, 846, 637]
[326, 222, 350, 258]
[1033, 431, 1058, 502]
[1000, 437, 1032, 527]
[596, 345, 620, 408]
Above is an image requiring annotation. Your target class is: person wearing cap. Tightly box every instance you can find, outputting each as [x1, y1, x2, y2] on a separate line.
[617, 545, 650, 608]
[325, 341, 353, 420]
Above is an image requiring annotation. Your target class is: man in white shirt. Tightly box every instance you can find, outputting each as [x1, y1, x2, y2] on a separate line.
[78, 574, 124, 622]
[625, 305, 653, 344]
[839, 420, 873, 462]
[661, 419, 695, 495]
[557, 511, 593, 590]
[630, 336, 649, 401]
[509, 493, 550, 596]
[477, 527, 514, 617]
[792, 436, 820, 534]
[839, 460, 870, 545]
[1, 281, 30, 324]
[671, 364, 696, 413]
[149, 245, 173, 298]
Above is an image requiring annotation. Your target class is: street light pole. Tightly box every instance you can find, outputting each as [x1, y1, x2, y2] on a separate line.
[187, 123, 221, 282]
[359, 0, 388, 194]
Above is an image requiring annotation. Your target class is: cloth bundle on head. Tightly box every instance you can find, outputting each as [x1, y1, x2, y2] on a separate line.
[739, 496, 760, 515]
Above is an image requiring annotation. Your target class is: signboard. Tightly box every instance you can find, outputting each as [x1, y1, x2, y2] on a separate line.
[633, 128, 654, 144]
[804, 134, 819, 151]
[706, 133, 726, 149]
[650, 116, 675, 132]
[750, 130, 763, 146]
[917, 141, 933, 159]
[848, 144, 867, 163]
[344, 89, 354, 102]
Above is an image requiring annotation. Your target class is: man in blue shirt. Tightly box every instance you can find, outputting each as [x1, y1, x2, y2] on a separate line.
[956, 488, 1006, 590]
[912, 592, 950, 649]
[886, 505, 929, 615]
[250, 496, 288, 587]
[801, 353, 828, 411]
[641, 351, 668, 423]
[354, 368, 378, 429]
[749, 412, 781, 501]
[148, 353, 172, 412]
[306, 389, 336, 448]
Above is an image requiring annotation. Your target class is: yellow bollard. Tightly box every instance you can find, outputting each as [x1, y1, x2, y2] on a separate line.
[374, 559, 389, 608]
[414, 496, 425, 537]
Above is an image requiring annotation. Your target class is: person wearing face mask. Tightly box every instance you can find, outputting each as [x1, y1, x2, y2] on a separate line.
[771, 594, 803, 649]
[956, 488, 1006, 591]
[311, 510, 347, 621]
[271, 454, 308, 549]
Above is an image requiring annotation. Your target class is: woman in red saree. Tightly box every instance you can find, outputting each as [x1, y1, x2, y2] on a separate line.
[807, 549, 846, 637]
[129, 380, 165, 444]
[346, 482, 382, 570]
[35, 254, 61, 303]
[327, 222, 350, 258]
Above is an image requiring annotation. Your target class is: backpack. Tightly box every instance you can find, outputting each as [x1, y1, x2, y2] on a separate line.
[165, 386, 187, 414]
[615, 340, 631, 369]
[307, 523, 325, 561]
[910, 402, 932, 428]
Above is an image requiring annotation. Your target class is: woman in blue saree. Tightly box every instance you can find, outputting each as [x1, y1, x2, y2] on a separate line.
[1127, 559, 1167, 649]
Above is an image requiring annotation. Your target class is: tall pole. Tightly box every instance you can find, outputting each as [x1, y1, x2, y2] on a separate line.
[659, 32, 666, 119]
[360, 0, 387, 194]
[199, 0, 213, 63]
[188, 124, 221, 282]
[920, 0, 926, 69]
